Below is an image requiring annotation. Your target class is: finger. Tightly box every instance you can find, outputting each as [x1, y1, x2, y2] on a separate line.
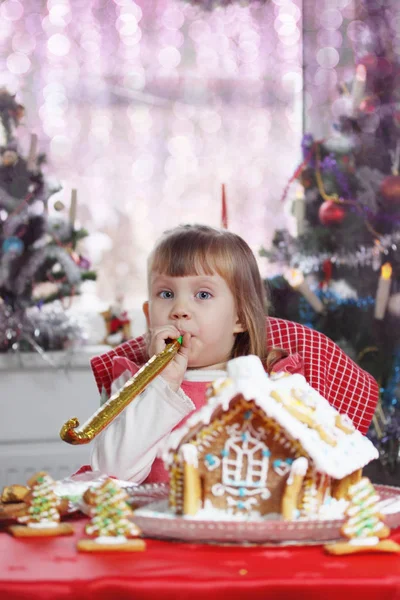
[151, 327, 181, 353]
[177, 332, 191, 358]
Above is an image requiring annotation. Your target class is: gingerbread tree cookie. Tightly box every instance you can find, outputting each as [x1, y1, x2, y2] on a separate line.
[77, 478, 145, 552]
[8, 472, 73, 537]
[325, 477, 400, 555]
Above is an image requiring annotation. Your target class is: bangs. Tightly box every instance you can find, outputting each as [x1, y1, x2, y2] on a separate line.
[149, 229, 234, 283]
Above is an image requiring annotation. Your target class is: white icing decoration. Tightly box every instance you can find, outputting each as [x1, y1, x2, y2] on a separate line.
[338, 413, 355, 431]
[218, 485, 271, 499]
[180, 444, 198, 467]
[317, 497, 348, 520]
[349, 536, 380, 546]
[221, 426, 269, 488]
[204, 454, 220, 472]
[211, 483, 225, 497]
[27, 521, 58, 529]
[227, 496, 258, 510]
[95, 536, 128, 545]
[273, 461, 291, 477]
[287, 457, 308, 486]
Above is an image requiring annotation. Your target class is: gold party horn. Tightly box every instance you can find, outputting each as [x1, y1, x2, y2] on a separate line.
[60, 337, 182, 445]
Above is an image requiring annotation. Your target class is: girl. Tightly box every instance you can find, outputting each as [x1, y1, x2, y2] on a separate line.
[90, 224, 379, 484]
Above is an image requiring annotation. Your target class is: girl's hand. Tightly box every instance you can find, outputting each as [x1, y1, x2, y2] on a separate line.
[147, 326, 191, 392]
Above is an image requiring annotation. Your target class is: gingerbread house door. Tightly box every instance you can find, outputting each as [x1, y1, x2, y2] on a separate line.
[210, 422, 272, 512]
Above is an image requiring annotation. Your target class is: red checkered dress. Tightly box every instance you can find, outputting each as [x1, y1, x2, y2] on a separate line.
[91, 317, 379, 435]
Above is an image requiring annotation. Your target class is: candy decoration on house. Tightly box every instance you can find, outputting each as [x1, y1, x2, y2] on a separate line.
[77, 478, 145, 552]
[0, 89, 96, 354]
[325, 477, 400, 554]
[8, 472, 73, 537]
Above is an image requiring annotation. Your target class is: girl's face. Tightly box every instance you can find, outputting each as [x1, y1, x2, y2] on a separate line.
[143, 271, 245, 370]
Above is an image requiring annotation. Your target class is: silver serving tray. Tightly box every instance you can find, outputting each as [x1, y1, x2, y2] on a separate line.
[132, 484, 400, 545]
[124, 483, 169, 507]
[60, 480, 169, 515]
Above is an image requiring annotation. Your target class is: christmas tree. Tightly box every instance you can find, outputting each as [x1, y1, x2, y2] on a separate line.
[0, 89, 96, 352]
[261, 1, 400, 483]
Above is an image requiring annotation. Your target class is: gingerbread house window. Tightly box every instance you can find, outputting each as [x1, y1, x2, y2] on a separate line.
[222, 431, 270, 488]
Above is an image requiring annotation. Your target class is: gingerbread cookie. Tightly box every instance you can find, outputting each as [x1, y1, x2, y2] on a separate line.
[1, 484, 29, 504]
[8, 472, 73, 537]
[77, 478, 145, 553]
[325, 477, 400, 555]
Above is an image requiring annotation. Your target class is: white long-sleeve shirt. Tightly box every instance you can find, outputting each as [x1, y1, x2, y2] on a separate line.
[90, 367, 224, 483]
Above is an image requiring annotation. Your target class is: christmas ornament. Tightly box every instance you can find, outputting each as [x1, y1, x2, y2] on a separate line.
[53, 200, 65, 211]
[100, 304, 132, 347]
[1, 150, 18, 167]
[380, 175, 400, 207]
[319, 259, 333, 290]
[2, 236, 24, 255]
[318, 200, 346, 226]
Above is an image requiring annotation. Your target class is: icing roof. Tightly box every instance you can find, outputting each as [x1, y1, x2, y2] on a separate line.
[162, 356, 378, 480]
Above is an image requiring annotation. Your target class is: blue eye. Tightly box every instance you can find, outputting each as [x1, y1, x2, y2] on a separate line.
[159, 290, 173, 299]
[196, 291, 212, 300]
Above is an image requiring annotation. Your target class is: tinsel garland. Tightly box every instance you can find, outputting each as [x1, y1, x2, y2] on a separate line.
[0, 302, 87, 354]
[262, 229, 400, 274]
[14, 245, 81, 298]
[297, 289, 375, 323]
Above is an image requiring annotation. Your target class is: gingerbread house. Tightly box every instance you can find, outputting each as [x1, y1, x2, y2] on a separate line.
[162, 356, 379, 521]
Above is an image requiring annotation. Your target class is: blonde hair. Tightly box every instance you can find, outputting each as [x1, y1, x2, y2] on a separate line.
[148, 224, 272, 363]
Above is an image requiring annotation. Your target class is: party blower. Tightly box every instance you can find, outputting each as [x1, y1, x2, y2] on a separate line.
[60, 337, 182, 445]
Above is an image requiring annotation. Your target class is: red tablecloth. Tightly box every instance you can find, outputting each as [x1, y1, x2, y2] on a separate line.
[0, 518, 399, 600]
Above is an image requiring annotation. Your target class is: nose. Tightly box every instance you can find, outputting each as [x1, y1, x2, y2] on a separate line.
[170, 300, 191, 320]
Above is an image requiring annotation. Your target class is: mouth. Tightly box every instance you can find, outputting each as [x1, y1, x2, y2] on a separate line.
[173, 325, 194, 337]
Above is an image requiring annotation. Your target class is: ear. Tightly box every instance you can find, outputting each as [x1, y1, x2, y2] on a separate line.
[142, 301, 150, 328]
[233, 316, 246, 334]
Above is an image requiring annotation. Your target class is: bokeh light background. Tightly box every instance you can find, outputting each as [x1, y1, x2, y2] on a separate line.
[0, 0, 381, 308]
